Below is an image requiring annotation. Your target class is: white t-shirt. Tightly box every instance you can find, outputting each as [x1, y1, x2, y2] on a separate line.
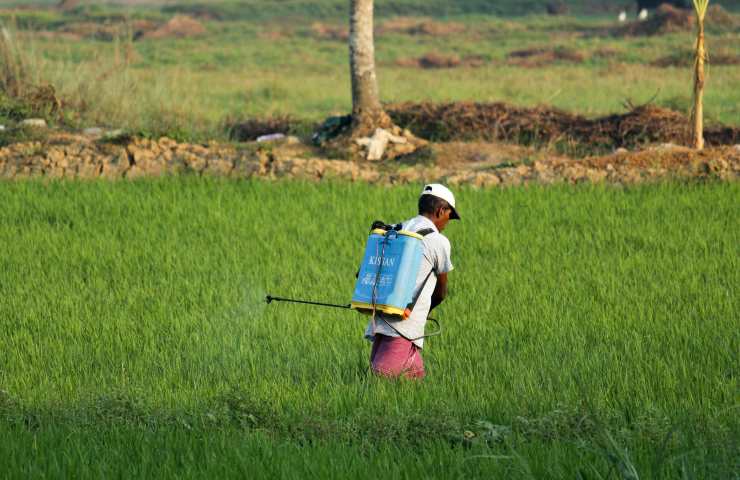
[363, 215, 454, 348]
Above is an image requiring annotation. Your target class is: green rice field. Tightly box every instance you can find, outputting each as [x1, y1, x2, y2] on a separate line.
[0, 179, 737, 478]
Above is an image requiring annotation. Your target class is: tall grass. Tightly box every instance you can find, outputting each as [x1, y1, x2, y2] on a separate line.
[0, 179, 737, 477]
[0, 23, 29, 97]
[2, 9, 738, 140]
[0, 20, 204, 137]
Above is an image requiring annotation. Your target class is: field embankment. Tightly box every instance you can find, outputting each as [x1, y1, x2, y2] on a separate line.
[1, 131, 738, 185]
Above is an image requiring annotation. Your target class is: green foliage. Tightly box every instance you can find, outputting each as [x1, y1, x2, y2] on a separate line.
[0, 91, 33, 121]
[693, 0, 711, 19]
[0, 179, 737, 477]
[0, 125, 49, 147]
[0, 10, 63, 31]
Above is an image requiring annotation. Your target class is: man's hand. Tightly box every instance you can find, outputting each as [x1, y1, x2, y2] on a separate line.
[430, 272, 448, 311]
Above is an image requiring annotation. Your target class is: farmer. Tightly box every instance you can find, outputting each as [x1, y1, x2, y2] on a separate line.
[364, 184, 459, 379]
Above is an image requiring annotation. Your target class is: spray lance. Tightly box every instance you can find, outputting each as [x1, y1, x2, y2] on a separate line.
[265, 221, 442, 341]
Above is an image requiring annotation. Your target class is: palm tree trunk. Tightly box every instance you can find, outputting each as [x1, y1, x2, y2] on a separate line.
[349, 0, 390, 136]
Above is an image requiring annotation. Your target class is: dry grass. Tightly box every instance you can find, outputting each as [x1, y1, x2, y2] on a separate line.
[141, 15, 206, 40]
[386, 101, 740, 151]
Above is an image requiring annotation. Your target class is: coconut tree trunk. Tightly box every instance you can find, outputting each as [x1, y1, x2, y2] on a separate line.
[349, 0, 390, 137]
[692, 15, 706, 149]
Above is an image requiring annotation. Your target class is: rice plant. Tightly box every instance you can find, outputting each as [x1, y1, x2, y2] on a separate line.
[0, 179, 737, 478]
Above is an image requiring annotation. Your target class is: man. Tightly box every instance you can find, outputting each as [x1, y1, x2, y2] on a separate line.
[364, 184, 459, 379]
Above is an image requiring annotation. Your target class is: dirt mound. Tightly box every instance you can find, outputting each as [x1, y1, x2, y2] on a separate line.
[395, 52, 486, 69]
[706, 4, 740, 29]
[386, 101, 740, 152]
[226, 116, 295, 142]
[615, 3, 739, 36]
[311, 17, 466, 41]
[506, 47, 586, 67]
[377, 17, 466, 36]
[40, 15, 209, 42]
[58, 20, 158, 41]
[618, 4, 693, 36]
[141, 16, 206, 40]
[651, 50, 740, 67]
[161, 4, 224, 21]
[310, 22, 349, 41]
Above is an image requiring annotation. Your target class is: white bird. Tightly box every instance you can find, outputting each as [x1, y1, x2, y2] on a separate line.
[638, 8, 648, 21]
[618, 10, 627, 22]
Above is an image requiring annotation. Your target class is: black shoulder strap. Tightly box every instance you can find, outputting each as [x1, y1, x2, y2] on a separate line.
[416, 228, 434, 237]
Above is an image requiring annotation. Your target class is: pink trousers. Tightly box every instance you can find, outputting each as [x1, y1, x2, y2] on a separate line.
[370, 334, 425, 379]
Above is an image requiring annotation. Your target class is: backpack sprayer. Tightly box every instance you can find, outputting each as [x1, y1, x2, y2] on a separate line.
[265, 221, 441, 341]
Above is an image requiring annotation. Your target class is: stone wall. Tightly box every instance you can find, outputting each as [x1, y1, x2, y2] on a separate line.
[1, 134, 738, 187]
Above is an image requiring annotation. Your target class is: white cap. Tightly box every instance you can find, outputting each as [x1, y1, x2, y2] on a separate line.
[420, 184, 460, 220]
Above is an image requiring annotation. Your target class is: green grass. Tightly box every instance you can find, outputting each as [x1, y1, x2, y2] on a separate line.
[0, 179, 737, 478]
[6, 0, 737, 19]
[1, 4, 738, 141]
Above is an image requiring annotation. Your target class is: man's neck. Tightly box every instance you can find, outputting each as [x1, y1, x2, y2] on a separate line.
[420, 213, 440, 231]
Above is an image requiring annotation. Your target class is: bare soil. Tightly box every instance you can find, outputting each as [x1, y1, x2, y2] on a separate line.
[32, 16, 204, 42]
[395, 52, 487, 69]
[613, 4, 739, 37]
[385, 102, 740, 151]
[377, 17, 467, 36]
[506, 47, 586, 67]
[1, 132, 737, 187]
[309, 18, 467, 42]
[651, 51, 740, 67]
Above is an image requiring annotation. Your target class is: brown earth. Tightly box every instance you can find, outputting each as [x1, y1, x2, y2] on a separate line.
[1, 133, 737, 187]
[52, 19, 158, 41]
[618, 4, 693, 36]
[614, 4, 739, 36]
[506, 47, 586, 67]
[386, 102, 740, 150]
[651, 51, 740, 67]
[140, 15, 206, 40]
[377, 17, 467, 36]
[395, 52, 487, 69]
[310, 22, 349, 41]
[310, 17, 467, 42]
[33, 16, 203, 42]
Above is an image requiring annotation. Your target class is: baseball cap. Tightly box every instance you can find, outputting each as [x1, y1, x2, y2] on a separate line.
[421, 184, 460, 220]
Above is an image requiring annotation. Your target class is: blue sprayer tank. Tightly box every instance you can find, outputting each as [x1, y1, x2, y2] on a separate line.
[351, 228, 424, 317]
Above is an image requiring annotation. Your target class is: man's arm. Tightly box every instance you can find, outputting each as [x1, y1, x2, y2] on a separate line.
[430, 272, 448, 311]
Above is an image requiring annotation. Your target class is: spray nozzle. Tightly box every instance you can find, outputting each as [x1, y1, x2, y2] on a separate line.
[265, 295, 273, 304]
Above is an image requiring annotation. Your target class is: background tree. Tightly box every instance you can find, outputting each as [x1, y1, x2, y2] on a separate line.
[691, 0, 709, 150]
[348, 0, 392, 137]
